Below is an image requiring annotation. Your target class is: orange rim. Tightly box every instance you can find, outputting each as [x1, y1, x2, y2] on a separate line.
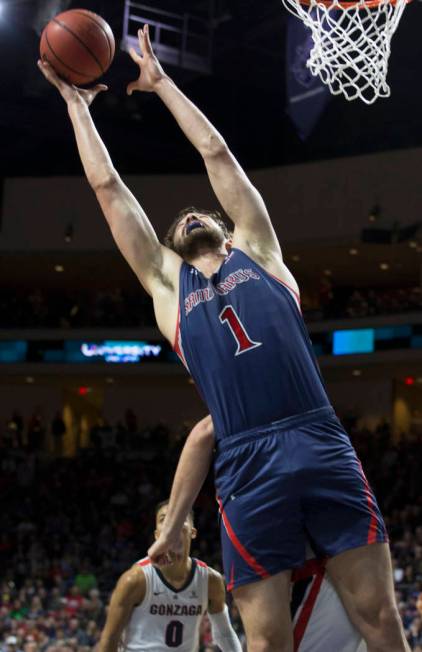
[299, 0, 411, 9]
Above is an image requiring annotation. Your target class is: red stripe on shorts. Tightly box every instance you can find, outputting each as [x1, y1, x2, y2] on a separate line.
[227, 563, 235, 592]
[217, 497, 270, 585]
[293, 570, 324, 651]
[358, 460, 378, 545]
[292, 558, 326, 582]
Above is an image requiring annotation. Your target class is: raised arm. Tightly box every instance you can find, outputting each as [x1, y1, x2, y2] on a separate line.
[37, 60, 181, 309]
[127, 27, 287, 269]
[98, 566, 145, 652]
[148, 414, 214, 565]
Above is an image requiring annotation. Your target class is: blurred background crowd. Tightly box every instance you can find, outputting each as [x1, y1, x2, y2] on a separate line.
[0, 283, 421, 330]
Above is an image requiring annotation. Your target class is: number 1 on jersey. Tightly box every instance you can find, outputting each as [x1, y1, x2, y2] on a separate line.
[219, 305, 262, 356]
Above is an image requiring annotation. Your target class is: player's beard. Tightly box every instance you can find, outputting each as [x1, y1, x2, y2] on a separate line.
[174, 226, 225, 260]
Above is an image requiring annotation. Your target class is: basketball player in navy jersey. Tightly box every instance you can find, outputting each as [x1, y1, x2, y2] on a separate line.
[150, 416, 366, 652]
[98, 499, 242, 652]
[38, 23, 408, 652]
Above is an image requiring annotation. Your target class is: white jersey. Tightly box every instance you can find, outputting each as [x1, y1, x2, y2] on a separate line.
[292, 560, 367, 652]
[122, 557, 209, 652]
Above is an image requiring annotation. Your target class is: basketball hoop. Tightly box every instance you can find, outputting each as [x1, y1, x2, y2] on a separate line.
[282, 0, 410, 104]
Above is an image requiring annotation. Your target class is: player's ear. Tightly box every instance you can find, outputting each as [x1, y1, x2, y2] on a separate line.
[191, 527, 197, 540]
[225, 239, 233, 253]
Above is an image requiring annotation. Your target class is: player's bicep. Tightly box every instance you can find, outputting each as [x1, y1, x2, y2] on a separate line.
[207, 569, 227, 614]
[100, 570, 145, 645]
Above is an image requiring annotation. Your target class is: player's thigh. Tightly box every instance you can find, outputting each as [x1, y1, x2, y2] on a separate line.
[233, 570, 293, 648]
[326, 543, 398, 631]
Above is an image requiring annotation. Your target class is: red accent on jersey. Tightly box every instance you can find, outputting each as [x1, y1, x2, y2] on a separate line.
[196, 559, 207, 568]
[137, 559, 151, 567]
[293, 569, 325, 650]
[292, 558, 327, 582]
[173, 304, 182, 356]
[217, 497, 270, 586]
[269, 272, 301, 311]
[358, 461, 378, 544]
[173, 304, 189, 369]
[219, 305, 262, 356]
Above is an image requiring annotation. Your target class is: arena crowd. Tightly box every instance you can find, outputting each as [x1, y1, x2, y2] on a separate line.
[0, 284, 421, 330]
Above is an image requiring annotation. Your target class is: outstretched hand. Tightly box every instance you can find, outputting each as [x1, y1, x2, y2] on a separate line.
[37, 59, 108, 107]
[148, 531, 184, 567]
[127, 24, 168, 95]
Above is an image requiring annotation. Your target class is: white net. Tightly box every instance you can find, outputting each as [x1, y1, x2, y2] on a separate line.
[282, 0, 408, 104]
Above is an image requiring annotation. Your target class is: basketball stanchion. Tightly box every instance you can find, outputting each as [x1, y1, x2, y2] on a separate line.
[281, 0, 411, 104]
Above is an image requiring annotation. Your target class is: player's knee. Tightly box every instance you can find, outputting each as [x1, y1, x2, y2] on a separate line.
[363, 600, 404, 647]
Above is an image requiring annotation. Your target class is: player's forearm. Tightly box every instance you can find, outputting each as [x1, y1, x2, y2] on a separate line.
[155, 77, 227, 159]
[67, 98, 116, 190]
[162, 417, 214, 536]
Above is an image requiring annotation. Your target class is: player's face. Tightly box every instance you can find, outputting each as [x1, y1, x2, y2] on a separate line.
[155, 505, 197, 552]
[172, 212, 226, 259]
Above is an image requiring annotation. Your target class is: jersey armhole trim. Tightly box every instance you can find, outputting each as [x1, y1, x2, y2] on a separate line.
[137, 559, 151, 567]
[195, 559, 208, 568]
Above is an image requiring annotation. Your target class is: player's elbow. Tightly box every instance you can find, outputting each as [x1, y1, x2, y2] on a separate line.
[200, 133, 228, 160]
[91, 169, 120, 194]
[193, 415, 215, 446]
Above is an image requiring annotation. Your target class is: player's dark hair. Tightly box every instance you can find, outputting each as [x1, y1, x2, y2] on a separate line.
[155, 499, 194, 525]
[164, 206, 232, 251]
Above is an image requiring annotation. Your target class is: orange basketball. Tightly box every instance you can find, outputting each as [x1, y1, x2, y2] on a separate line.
[40, 9, 115, 86]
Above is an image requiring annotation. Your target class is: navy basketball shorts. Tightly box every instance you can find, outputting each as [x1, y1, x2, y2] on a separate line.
[214, 406, 388, 592]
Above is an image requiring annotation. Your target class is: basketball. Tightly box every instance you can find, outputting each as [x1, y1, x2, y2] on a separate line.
[39, 10, 115, 86]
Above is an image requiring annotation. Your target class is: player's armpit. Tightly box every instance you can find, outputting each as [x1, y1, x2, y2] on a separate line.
[98, 567, 146, 652]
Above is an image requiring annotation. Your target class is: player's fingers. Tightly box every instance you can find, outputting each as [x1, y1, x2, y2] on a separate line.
[142, 24, 154, 55]
[37, 59, 61, 87]
[126, 81, 138, 96]
[94, 84, 108, 93]
[129, 46, 142, 64]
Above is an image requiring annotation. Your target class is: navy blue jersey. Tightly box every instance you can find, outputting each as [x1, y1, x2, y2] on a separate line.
[175, 248, 330, 440]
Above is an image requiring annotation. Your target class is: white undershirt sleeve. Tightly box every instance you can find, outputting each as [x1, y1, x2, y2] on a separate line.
[208, 605, 243, 652]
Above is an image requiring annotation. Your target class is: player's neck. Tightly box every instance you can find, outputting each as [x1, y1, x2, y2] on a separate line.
[160, 556, 192, 588]
[188, 248, 228, 278]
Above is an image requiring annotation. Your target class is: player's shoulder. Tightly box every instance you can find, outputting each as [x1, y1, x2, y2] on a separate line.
[205, 565, 225, 591]
[194, 557, 208, 569]
[117, 558, 149, 592]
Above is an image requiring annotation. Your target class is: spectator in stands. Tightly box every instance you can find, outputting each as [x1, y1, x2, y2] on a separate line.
[74, 563, 96, 597]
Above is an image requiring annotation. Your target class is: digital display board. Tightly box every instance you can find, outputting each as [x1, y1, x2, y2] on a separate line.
[0, 324, 421, 363]
[0, 340, 177, 364]
[333, 329, 375, 355]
